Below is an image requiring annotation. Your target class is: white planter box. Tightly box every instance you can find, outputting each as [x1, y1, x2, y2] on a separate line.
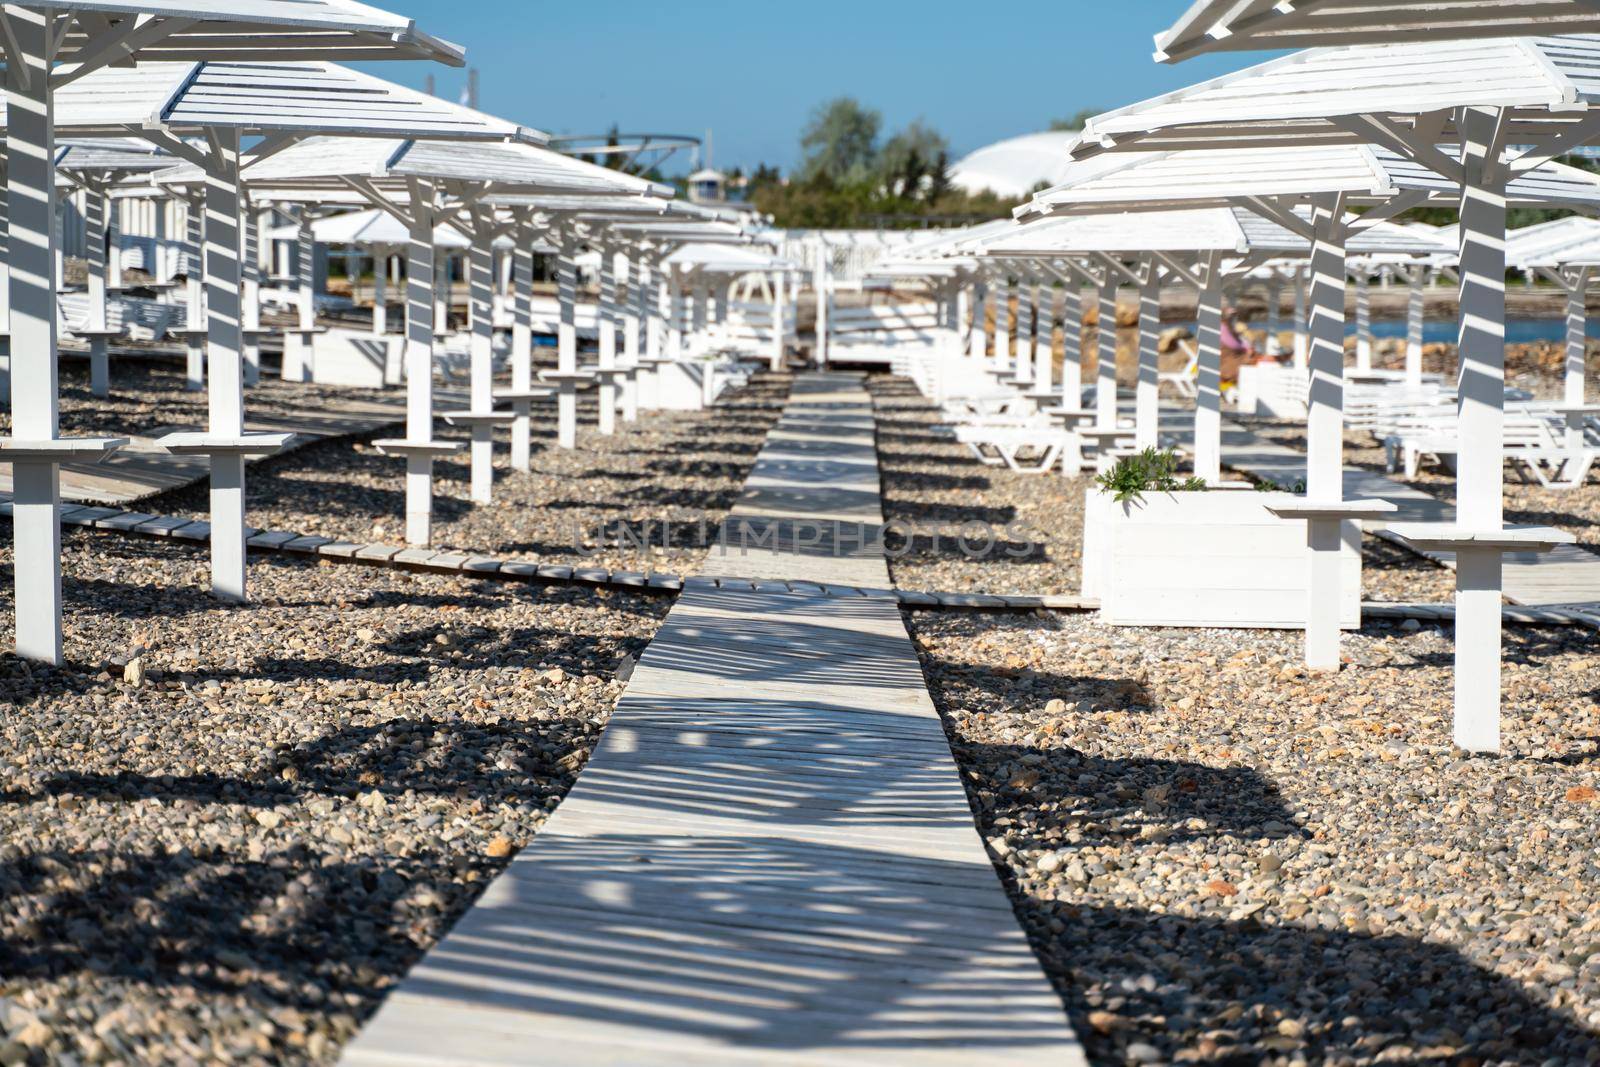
[311, 327, 402, 389]
[1084, 489, 1362, 630]
[1235, 363, 1308, 419]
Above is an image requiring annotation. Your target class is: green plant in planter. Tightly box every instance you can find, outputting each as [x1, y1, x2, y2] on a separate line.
[1096, 447, 1208, 504]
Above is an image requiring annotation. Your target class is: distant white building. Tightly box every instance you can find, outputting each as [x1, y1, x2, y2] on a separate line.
[687, 168, 727, 204]
[947, 131, 1078, 199]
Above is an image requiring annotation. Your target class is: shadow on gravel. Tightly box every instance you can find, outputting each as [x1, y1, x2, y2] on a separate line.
[918, 638, 1600, 1064]
[0, 843, 501, 1034]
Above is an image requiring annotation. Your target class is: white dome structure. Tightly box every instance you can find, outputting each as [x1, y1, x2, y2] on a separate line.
[947, 131, 1077, 199]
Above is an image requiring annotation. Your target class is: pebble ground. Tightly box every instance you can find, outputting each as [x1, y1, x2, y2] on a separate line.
[137, 374, 791, 576]
[911, 608, 1600, 1066]
[0, 529, 666, 1065]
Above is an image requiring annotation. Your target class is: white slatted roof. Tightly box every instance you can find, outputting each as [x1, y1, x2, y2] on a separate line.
[486, 194, 741, 221]
[156, 135, 668, 199]
[1022, 144, 1600, 218]
[55, 138, 174, 173]
[1078, 37, 1600, 157]
[1156, 1, 1600, 63]
[152, 135, 665, 204]
[974, 207, 1303, 257]
[660, 243, 799, 274]
[38, 61, 536, 140]
[33, 1, 462, 67]
[1506, 215, 1600, 265]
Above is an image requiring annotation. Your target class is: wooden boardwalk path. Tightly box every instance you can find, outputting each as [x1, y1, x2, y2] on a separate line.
[1220, 416, 1600, 612]
[341, 373, 1083, 1066]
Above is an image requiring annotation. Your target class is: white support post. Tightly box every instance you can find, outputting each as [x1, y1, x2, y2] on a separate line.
[1013, 279, 1034, 385]
[597, 241, 618, 436]
[1096, 276, 1119, 430]
[1304, 195, 1351, 671]
[968, 281, 988, 360]
[0, 156, 10, 406]
[242, 204, 261, 387]
[403, 200, 438, 545]
[1032, 283, 1053, 396]
[1060, 282, 1082, 404]
[434, 252, 450, 334]
[297, 215, 316, 333]
[1453, 106, 1510, 755]
[556, 235, 579, 449]
[372, 250, 388, 336]
[8, 7, 64, 664]
[509, 239, 534, 471]
[1354, 268, 1373, 371]
[955, 283, 970, 353]
[107, 192, 123, 291]
[813, 239, 829, 367]
[617, 249, 639, 422]
[1406, 266, 1426, 389]
[1194, 270, 1224, 485]
[84, 188, 110, 397]
[1292, 265, 1309, 369]
[467, 220, 496, 501]
[995, 276, 1013, 370]
[1136, 264, 1161, 450]
[184, 196, 205, 390]
[666, 270, 683, 363]
[770, 269, 787, 372]
[203, 130, 247, 604]
[154, 196, 172, 285]
[1565, 267, 1589, 450]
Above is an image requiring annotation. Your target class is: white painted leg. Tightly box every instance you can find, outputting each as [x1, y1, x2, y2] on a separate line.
[471, 425, 492, 504]
[1451, 105, 1510, 753]
[1136, 267, 1160, 450]
[558, 383, 577, 450]
[1454, 547, 1502, 753]
[1096, 278, 1118, 429]
[1305, 518, 1343, 670]
[405, 453, 433, 546]
[89, 338, 108, 398]
[599, 381, 617, 435]
[1406, 268, 1426, 389]
[1354, 271, 1373, 371]
[210, 454, 246, 603]
[510, 400, 531, 473]
[186, 335, 204, 391]
[1194, 282, 1224, 485]
[13, 462, 62, 664]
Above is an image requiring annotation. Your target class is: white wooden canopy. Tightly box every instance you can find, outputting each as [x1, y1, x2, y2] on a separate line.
[55, 138, 174, 174]
[1021, 144, 1600, 220]
[264, 207, 538, 251]
[660, 242, 801, 275]
[30, 61, 537, 142]
[1076, 37, 1600, 160]
[971, 204, 1447, 258]
[1155, 1, 1600, 63]
[485, 193, 740, 222]
[163, 134, 670, 199]
[5, 0, 462, 67]
[1505, 215, 1600, 266]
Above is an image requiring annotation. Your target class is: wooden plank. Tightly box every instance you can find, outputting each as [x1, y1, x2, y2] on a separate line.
[340, 373, 1083, 1067]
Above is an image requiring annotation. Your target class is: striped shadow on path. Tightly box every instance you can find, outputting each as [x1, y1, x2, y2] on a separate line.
[340, 373, 1084, 1066]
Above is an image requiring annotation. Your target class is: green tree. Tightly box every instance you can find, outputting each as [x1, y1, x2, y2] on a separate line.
[1049, 108, 1101, 132]
[878, 119, 949, 199]
[800, 97, 881, 183]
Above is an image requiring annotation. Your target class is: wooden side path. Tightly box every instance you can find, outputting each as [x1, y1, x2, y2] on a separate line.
[1221, 416, 1600, 611]
[342, 373, 1084, 1066]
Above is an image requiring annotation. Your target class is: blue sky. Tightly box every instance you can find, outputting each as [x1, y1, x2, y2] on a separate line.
[363, 2, 1271, 174]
